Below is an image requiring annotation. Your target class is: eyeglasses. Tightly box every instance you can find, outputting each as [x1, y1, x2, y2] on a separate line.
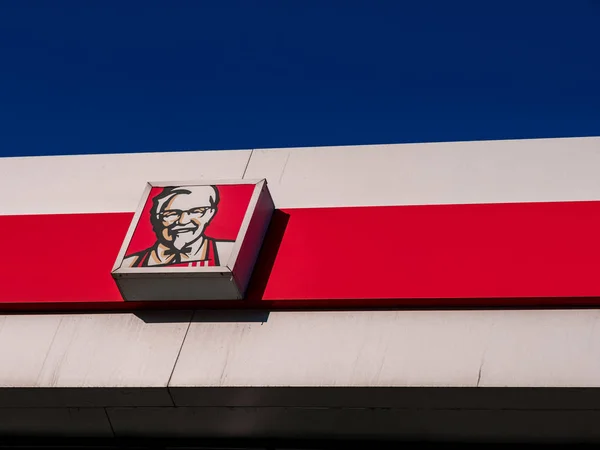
[159, 207, 210, 223]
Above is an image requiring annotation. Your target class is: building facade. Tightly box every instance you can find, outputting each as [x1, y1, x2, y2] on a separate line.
[1, 137, 600, 446]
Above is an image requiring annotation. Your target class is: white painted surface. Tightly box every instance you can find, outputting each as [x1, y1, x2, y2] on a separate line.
[170, 309, 600, 388]
[1, 137, 600, 214]
[1, 306, 598, 393]
[0, 311, 190, 388]
[244, 137, 600, 208]
[478, 310, 600, 387]
[0, 149, 251, 215]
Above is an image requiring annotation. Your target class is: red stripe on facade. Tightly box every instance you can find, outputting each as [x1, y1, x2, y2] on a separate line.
[2, 201, 600, 310]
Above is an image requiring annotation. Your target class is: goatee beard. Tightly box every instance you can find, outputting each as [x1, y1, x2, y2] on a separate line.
[173, 237, 191, 250]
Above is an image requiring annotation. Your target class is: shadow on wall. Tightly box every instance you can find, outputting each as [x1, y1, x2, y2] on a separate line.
[133, 309, 270, 324]
[192, 309, 269, 323]
[133, 210, 291, 324]
[245, 209, 290, 302]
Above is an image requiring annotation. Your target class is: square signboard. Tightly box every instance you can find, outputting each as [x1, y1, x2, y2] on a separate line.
[112, 179, 273, 301]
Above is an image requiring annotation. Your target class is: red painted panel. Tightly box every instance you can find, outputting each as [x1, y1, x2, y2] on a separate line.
[2, 201, 600, 310]
[256, 202, 600, 300]
[0, 213, 129, 303]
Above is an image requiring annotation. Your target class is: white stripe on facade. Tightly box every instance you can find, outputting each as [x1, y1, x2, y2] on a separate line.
[0, 149, 252, 215]
[245, 137, 600, 209]
[0, 137, 599, 215]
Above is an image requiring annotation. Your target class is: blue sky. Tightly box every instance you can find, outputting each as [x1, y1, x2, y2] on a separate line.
[0, 1, 598, 156]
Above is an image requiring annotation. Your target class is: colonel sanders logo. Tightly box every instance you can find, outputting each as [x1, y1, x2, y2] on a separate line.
[122, 185, 233, 267]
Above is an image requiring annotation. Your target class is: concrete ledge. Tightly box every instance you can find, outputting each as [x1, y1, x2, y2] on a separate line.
[2, 386, 600, 411]
[0, 387, 600, 442]
[168, 386, 600, 410]
[106, 406, 600, 443]
[0, 407, 112, 437]
[0, 387, 173, 407]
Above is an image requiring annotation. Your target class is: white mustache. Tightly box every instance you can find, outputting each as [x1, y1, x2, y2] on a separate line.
[170, 225, 198, 232]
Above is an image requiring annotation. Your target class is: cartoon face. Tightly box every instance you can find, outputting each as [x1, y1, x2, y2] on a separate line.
[119, 182, 259, 270]
[153, 186, 218, 251]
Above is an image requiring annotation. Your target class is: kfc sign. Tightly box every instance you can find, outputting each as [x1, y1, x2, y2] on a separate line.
[112, 179, 273, 301]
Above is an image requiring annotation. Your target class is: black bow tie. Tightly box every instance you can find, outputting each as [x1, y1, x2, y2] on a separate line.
[163, 246, 192, 255]
[163, 246, 193, 262]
